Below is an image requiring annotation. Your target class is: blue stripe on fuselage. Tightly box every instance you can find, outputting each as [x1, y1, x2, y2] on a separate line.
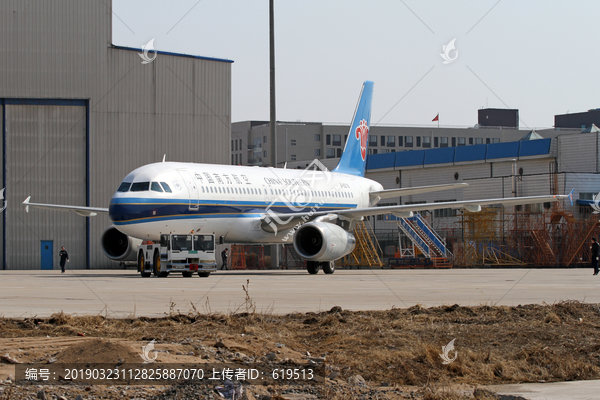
[109, 198, 357, 225]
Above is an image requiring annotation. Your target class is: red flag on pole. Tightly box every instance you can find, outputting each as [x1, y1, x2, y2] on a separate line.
[432, 113, 439, 122]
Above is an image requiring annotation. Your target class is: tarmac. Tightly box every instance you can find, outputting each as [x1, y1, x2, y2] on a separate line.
[1, 268, 599, 399]
[1, 268, 599, 318]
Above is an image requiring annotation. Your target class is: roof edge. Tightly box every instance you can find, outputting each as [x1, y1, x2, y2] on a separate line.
[110, 45, 234, 64]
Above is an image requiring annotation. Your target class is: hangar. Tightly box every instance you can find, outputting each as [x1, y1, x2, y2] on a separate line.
[0, 0, 232, 269]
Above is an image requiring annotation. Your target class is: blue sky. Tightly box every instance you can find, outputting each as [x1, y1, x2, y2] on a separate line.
[112, 1, 600, 129]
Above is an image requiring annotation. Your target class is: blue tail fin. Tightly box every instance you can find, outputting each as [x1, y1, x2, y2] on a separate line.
[332, 81, 374, 177]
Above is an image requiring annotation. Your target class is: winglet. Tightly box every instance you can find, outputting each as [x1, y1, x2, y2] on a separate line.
[568, 188, 574, 206]
[23, 196, 31, 213]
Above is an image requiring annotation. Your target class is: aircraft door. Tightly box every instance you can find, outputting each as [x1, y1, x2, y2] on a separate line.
[177, 169, 200, 211]
[263, 185, 271, 203]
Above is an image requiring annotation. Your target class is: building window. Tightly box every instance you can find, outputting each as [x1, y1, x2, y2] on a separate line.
[382, 149, 392, 153]
[434, 137, 438, 147]
[422, 136, 431, 148]
[458, 137, 466, 146]
[336, 148, 342, 157]
[263, 136, 267, 143]
[376, 203, 397, 220]
[492, 138, 500, 143]
[474, 137, 483, 145]
[440, 137, 448, 147]
[291, 154, 296, 161]
[486, 138, 491, 144]
[405, 136, 413, 147]
[332, 134, 341, 146]
[381, 136, 385, 146]
[263, 150, 267, 157]
[434, 200, 458, 218]
[344, 134, 348, 144]
[469, 138, 473, 145]
[386, 135, 395, 147]
[326, 148, 335, 158]
[239, 139, 242, 149]
[416, 136, 421, 147]
[451, 137, 456, 147]
[315, 149, 321, 156]
[231, 140, 234, 151]
[369, 135, 377, 145]
[235, 154, 238, 164]
[314, 134, 321, 141]
[398, 136, 403, 146]
[368, 148, 378, 155]
[326, 134, 331, 145]
[291, 139, 296, 146]
[231, 154, 234, 164]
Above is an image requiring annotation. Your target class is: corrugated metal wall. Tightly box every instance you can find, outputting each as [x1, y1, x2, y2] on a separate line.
[0, 0, 232, 269]
[6, 105, 86, 270]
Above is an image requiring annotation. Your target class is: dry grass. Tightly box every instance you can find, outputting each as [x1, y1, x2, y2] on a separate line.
[1, 301, 599, 387]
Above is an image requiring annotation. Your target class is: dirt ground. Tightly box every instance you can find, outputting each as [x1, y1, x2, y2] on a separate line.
[1, 299, 599, 400]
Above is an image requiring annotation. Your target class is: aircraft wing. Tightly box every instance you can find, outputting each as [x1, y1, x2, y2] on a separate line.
[369, 183, 468, 202]
[23, 196, 108, 217]
[261, 193, 571, 233]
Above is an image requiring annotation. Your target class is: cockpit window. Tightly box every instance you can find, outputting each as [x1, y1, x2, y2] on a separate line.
[130, 182, 150, 192]
[151, 182, 163, 192]
[117, 182, 131, 192]
[160, 182, 172, 193]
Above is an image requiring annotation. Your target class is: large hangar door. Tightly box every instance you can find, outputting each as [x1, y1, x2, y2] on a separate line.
[5, 103, 86, 270]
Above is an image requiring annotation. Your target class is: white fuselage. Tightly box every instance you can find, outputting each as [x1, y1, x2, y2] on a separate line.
[109, 162, 383, 243]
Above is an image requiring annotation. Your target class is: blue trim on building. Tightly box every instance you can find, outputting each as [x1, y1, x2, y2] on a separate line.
[366, 152, 395, 169]
[455, 143, 487, 162]
[395, 149, 426, 168]
[366, 138, 553, 170]
[111, 45, 234, 64]
[519, 138, 551, 157]
[424, 147, 455, 165]
[3, 99, 88, 106]
[486, 141, 520, 160]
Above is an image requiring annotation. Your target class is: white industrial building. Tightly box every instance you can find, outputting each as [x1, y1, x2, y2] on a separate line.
[0, 0, 232, 269]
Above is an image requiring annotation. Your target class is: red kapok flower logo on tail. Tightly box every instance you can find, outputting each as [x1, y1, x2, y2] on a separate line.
[355, 119, 369, 161]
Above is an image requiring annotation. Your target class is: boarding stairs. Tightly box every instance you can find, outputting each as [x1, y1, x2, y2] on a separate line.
[398, 214, 451, 267]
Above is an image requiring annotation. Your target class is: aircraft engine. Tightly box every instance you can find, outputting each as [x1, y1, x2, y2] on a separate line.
[101, 226, 142, 262]
[293, 222, 356, 261]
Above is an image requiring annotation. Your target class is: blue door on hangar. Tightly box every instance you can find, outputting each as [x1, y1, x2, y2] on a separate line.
[41, 241, 53, 270]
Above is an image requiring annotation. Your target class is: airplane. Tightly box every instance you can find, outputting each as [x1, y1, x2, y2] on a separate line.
[22, 81, 572, 275]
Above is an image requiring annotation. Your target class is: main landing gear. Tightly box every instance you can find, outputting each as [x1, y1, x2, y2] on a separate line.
[306, 261, 335, 275]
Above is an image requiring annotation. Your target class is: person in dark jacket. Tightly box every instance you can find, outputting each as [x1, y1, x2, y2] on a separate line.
[592, 238, 599, 276]
[59, 246, 69, 273]
[221, 248, 229, 270]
